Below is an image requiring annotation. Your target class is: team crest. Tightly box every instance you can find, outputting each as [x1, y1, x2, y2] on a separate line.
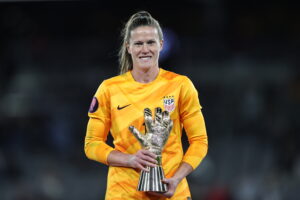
[163, 96, 175, 113]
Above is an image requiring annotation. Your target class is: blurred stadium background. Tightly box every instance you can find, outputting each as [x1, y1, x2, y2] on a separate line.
[0, 0, 299, 199]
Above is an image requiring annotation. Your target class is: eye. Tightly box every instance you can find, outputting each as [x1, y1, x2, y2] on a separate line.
[147, 40, 156, 45]
[134, 42, 143, 46]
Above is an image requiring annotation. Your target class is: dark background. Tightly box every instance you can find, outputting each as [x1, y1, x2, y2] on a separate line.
[0, 0, 299, 199]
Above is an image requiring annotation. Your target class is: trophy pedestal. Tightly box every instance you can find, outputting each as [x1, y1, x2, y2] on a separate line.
[137, 165, 168, 192]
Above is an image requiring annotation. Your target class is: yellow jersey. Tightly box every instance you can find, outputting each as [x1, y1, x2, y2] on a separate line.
[85, 68, 208, 200]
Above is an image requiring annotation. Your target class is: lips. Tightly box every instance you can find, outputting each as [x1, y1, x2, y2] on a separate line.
[139, 56, 152, 61]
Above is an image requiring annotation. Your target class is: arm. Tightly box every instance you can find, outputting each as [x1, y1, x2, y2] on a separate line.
[85, 116, 157, 170]
[170, 162, 193, 183]
[85, 82, 114, 165]
[152, 77, 208, 198]
[84, 117, 114, 165]
[107, 149, 157, 171]
[161, 162, 193, 197]
[182, 110, 208, 169]
[150, 114, 207, 198]
[180, 77, 208, 169]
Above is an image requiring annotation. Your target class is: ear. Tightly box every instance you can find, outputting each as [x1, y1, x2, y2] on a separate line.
[159, 40, 164, 52]
[126, 42, 131, 54]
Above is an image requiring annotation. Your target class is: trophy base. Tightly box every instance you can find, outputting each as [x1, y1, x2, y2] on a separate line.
[137, 165, 168, 192]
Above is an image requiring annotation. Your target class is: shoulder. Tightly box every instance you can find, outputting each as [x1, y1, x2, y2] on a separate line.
[94, 73, 127, 97]
[102, 73, 127, 86]
[103, 73, 126, 85]
[160, 69, 197, 95]
[160, 68, 191, 84]
[160, 68, 189, 82]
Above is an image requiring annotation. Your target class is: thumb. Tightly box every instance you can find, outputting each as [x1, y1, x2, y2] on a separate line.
[129, 126, 141, 136]
[129, 126, 145, 144]
[162, 178, 170, 184]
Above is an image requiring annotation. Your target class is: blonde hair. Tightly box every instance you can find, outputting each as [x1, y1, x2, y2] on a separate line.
[118, 11, 163, 74]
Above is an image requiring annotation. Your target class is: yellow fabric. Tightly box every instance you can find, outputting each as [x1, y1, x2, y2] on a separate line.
[84, 68, 208, 200]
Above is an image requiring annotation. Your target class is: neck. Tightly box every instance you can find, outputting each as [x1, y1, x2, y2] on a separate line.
[131, 66, 159, 83]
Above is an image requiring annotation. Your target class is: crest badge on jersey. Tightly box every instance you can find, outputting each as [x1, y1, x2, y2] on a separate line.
[163, 95, 175, 113]
[89, 97, 98, 113]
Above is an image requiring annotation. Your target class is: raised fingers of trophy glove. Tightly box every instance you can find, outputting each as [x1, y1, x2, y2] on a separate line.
[129, 126, 146, 145]
[144, 108, 153, 132]
[162, 111, 173, 131]
[154, 107, 163, 125]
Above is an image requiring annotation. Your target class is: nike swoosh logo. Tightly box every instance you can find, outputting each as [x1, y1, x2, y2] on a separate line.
[117, 104, 131, 110]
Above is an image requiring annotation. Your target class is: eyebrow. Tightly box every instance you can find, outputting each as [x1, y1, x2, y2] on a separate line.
[133, 39, 156, 43]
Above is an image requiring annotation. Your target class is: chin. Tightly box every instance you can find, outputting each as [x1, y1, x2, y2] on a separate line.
[137, 63, 154, 70]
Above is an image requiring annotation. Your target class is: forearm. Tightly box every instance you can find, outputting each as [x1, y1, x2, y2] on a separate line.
[84, 117, 113, 165]
[107, 150, 132, 167]
[107, 149, 158, 171]
[182, 111, 208, 169]
[172, 162, 193, 183]
[85, 139, 114, 163]
[182, 140, 208, 169]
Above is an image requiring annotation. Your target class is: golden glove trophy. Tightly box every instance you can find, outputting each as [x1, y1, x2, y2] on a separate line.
[129, 107, 173, 192]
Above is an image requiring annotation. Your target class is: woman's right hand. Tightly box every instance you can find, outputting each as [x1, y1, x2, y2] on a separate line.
[127, 149, 157, 171]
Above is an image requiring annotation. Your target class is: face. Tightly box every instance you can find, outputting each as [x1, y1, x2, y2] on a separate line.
[127, 26, 163, 71]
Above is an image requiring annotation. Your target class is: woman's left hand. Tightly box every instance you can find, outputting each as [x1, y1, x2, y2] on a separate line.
[147, 177, 180, 198]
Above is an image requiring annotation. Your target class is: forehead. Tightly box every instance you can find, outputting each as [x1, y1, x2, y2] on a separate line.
[129, 26, 159, 41]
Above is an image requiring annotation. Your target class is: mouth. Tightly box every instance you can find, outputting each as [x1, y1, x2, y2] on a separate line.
[139, 56, 152, 61]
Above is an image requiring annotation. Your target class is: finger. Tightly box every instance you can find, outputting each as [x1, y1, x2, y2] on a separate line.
[139, 159, 157, 168]
[161, 178, 171, 184]
[138, 151, 157, 165]
[163, 192, 173, 198]
[144, 108, 153, 132]
[140, 149, 157, 159]
[148, 191, 172, 198]
[136, 163, 150, 172]
[154, 107, 163, 125]
[168, 120, 173, 133]
[129, 125, 137, 134]
[162, 110, 170, 128]
[141, 155, 157, 165]
[147, 191, 166, 197]
[162, 179, 175, 197]
[129, 126, 145, 145]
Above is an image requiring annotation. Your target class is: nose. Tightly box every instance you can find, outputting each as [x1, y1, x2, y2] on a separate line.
[141, 43, 149, 53]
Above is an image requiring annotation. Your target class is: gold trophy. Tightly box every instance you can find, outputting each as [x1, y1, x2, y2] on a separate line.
[129, 107, 173, 192]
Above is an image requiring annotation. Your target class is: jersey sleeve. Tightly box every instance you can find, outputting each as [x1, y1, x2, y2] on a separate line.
[84, 81, 114, 165]
[179, 77, 208, 169]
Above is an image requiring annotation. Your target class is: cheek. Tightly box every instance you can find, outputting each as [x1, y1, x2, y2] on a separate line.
[133, 49, 142, 57]
[153, 48, 160, 55]
[151, 46, 160, 52]
[127, 45, 136, 55]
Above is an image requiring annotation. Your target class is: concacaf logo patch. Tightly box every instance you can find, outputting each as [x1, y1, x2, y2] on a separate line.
[163, 95, 175, 113]
[89, 97, 98, 113]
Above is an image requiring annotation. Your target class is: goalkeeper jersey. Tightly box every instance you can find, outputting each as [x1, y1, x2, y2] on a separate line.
[85, 68, 208, 200]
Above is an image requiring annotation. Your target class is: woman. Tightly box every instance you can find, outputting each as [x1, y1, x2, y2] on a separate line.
[84, 11, 208, 200]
